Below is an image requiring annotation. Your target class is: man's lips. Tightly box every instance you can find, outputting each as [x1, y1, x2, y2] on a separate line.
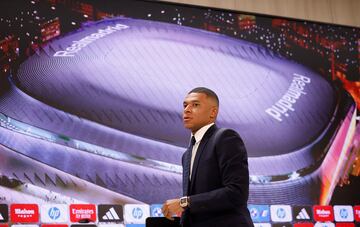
[183, 116, 192, 122]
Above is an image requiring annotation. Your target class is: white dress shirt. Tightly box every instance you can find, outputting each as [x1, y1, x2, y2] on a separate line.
[189, 122, 215, 179]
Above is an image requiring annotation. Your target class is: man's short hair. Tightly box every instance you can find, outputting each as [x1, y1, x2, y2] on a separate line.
[188, 87, 219, 107]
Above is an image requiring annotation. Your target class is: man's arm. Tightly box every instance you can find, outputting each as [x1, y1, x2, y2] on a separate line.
[161, 150, 188, 219]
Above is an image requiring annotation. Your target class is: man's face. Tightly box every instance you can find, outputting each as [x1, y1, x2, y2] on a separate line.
[183, 92, 218, 134]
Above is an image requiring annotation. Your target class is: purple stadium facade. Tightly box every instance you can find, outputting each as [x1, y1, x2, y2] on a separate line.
[0, 18, 357, 205]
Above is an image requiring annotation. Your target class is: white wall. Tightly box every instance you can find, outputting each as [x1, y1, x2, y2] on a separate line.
[161, 0, 360, 27]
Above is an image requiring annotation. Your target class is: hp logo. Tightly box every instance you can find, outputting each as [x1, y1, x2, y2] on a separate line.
[48, 207, 61, 220]
[276, 208, 286, 219]
[132, 207, 143, 219]
[340, 208, 348, 219]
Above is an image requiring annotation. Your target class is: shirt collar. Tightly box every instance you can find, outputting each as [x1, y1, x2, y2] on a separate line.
[192, 123, 215, 144]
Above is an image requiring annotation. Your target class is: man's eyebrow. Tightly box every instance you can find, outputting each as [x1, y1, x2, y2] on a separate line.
[184, 100, 200, 103]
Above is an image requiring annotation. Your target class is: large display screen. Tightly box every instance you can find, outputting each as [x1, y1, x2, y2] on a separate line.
[0, 0, 359, 226]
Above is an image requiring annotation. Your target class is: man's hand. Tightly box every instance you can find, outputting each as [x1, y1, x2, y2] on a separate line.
[161, 198, 183, 220]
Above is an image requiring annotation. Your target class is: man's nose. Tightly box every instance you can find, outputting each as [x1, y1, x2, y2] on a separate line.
[184, 105, 191, 113]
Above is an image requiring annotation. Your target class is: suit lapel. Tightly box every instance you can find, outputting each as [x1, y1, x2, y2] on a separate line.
[189, 125, 217, 193]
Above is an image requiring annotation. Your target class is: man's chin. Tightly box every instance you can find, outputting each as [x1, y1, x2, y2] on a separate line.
[183, 123, 193, 130]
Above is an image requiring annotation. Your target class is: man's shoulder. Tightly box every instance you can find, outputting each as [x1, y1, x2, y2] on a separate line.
[209, 127, 246, 154]
[213, 127, 240, 138]
[206, 127, 241, 144]
[204, 125, 244, 145]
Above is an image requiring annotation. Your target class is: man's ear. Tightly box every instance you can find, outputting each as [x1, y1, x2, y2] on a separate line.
[210, 106, 218, 119]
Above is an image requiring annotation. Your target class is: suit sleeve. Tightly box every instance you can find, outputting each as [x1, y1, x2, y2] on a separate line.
[188, 129, 250, 214]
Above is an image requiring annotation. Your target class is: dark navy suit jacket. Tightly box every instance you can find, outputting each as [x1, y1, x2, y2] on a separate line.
[181, 125, 254, 227]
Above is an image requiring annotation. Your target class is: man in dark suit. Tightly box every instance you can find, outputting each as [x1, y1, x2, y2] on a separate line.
[162, 87, 254, 227]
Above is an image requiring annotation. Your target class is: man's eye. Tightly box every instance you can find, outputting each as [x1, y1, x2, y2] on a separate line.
[193, 103, 199, 107]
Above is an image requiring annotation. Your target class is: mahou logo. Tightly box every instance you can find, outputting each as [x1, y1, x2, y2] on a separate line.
[313, 205, 334, 222]
[10, 204, 39, 223]
[42, 225, 68, 227]
[354, 206, 360, 222]
[69, 204, 96, 222]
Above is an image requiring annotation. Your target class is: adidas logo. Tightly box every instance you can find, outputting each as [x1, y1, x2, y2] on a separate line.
[102, 207, 121, 220]
[296, 208, 310, 220]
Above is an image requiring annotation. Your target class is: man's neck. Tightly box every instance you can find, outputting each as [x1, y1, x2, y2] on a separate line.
[192, 122, 215, 135]
[191, 123, 215, 139]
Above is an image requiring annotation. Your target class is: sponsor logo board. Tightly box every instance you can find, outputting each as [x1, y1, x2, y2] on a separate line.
[294, 223, 314, 227]
[353, 206, 360, 222]
[314, 222, 335, 227]
[123, 204, 149, 224]
[70, 225, 96, 227]
[41, 204, 68, 223]
[249, 205, 270, 223]
[293, 206, 313, 221]
[334, 206, 354, 222]
[41, 225, 68, 227]
[11, 204, 39, 223]
[69, 204, 96, 223]
[273, 223, 292, 227]
[270, 205, 292, 222]
[124, 225, 145, 227]
[12, 225, 39, 227]
[0, 204, 8, 223]
[150, 204, 163, 218]
[336, 223, 355, 227]
[254, 223, 271, 227]
[313, 206, 334, 222]
[97, 224, 125, 227]
[98, 205, 123, 222]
